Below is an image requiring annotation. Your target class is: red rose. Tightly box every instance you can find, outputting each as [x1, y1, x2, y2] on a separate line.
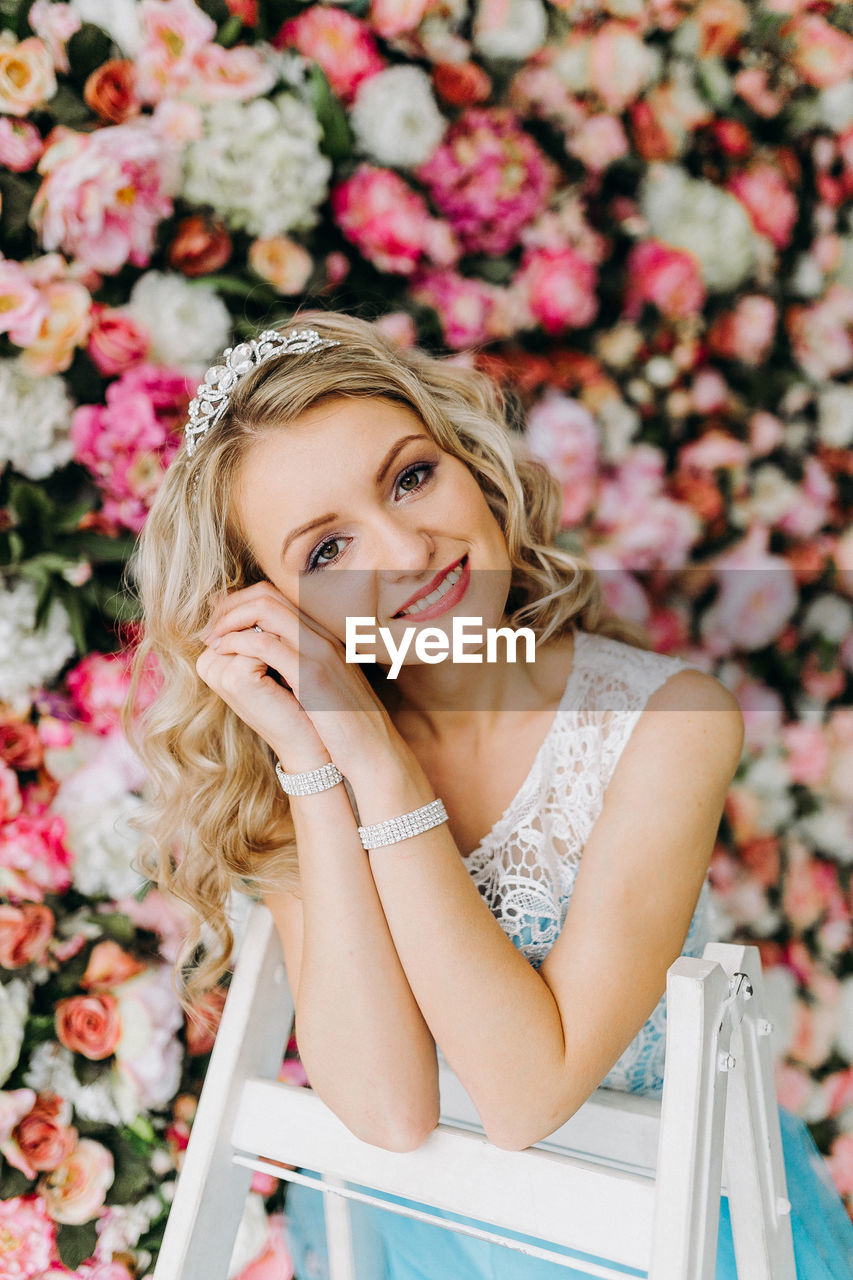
[0, 719, 42, 770]
[431, 62, 491, 108]
[13, 1094, 77, 1175]
[83, 59, 140, 124]
[0, 903, 54, 968]
[167, 214, 233, 278]
[55, 994, 121, 1060]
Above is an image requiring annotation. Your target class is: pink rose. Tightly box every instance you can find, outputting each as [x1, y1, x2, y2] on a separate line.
[0, 902, 54, 968]
[274, 6, 385, 104]
[8, 1093, 77, 1178]
[727, 161, 798, 249]
[623, 240, 706, 322]
[82, 940, 145, 991]
[369, 0, 429, 38]
[781, 722, 830, 787]
[782, 14, 853, 89]
[39, 1137, 115, 1224]
[0, 116, 44, 171]
[0, 257, 49, 347]
[707, 295, 777, 365]
[15, 277, 92, 378]
[700, 524, 798, 654]
[785, 283, 853, 381]
[567, 113, 629, 173]
[55, 994, 122, 1061]
[0, 717, 43, 770]
[515, 246, 599, 335]
[86, 304, 150, 377]
[0, 1194, 58, 1274]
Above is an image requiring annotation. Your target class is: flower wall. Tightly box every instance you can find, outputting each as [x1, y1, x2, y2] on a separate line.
[1, 0, 852, 1273]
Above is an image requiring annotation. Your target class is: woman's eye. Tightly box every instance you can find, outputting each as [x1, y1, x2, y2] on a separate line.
[305, 461, 436, 572]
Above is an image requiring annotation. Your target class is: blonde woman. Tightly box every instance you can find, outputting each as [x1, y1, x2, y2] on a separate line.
[124, 310, 853, 1279]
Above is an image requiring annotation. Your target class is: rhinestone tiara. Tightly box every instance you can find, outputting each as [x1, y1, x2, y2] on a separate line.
[184, 327, 341, 458]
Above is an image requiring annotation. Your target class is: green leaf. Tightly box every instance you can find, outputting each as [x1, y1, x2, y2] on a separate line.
[304, 64, 353, 162]
[57, 1222, 99, 1270]
[90, 912, 136, 946]
[0, 170, 36, 240]
[47, 82, 94, 127]
[61, 590, 88, 656]
[108, 1130, 154, 1203]
[66, 22, 113, 85]
[216, 13, 244, 46]
[73, 532, 137, 562]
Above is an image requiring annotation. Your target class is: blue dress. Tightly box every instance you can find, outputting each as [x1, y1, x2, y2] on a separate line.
[282, 632, 853, 1277]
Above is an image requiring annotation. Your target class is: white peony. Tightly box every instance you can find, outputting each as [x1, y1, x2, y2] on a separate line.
[793, 803, 853, 864]
[816, 82, 853, 133]
[0, 357, 75, 480]
[182, 93, 332, 239]
[817, 381, 853, 448]
[0, 978, 29, 1086]
[52, 731, 148, 900]
[24, 1041, 138, 1124]
[0, 577, 76, 713]
[125, 271, 232, 376]
[639, 162, 757, 292]
[350, 66, 446, 169]
[597, 395, 641, 463]
[67, 0, 143, 56]
[472, 0, 548, 62]
[801, 593, 853, 644]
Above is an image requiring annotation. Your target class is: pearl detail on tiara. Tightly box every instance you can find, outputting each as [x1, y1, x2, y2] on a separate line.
[184, 327, 341, 459]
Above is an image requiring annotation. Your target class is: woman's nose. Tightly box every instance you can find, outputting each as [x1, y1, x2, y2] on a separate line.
[372, 514, 435, 576]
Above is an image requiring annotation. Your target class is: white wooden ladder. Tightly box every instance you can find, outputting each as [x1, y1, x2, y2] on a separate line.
[153, 903, 796, 1280]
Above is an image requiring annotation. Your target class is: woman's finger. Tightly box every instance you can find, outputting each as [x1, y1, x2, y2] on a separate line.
[204, 595, 340, 650]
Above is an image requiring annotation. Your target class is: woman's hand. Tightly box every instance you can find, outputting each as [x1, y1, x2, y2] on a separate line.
[196, 580, 401, 777]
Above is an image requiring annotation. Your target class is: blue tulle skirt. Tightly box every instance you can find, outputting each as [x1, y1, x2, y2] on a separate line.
[283, 1106, 853, 1279]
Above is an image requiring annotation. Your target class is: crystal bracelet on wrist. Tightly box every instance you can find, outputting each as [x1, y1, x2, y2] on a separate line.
[357, 797, 449, 850]
[274, 759, 344, 796]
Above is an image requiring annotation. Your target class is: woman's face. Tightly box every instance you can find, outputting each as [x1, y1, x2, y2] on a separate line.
[232, 394, 513, 661]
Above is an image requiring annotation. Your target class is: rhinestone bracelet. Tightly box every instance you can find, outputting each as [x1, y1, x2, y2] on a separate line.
[357, 798, 449, 851]
[275, 759, 344, 796]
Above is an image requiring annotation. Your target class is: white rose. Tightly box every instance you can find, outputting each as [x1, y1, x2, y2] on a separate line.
[0, 978, 29, 1085]
[126, 271, 232, 376]
[350, 65, 446, 169]
[817, 382, 853, 448]
[801, 594, 853, 643]
[473, 0, 548, 62]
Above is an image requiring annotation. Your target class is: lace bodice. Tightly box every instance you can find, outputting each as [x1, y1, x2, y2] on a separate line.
[442, 627, 715, 1097]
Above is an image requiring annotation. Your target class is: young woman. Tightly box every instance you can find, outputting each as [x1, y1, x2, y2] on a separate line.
[124, 310, 853, 1279]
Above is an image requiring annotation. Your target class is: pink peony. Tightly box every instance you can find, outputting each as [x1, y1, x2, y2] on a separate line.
[707, 294, 777, 365]
[515, 246, 599, 335]
[1, 759, 23, 823]
[782, 14, 853, 89]
[188, 42, 277, 102]
[525, 390, 599, 524]
[786, 283, 853, 381]
[414, 108, 559, 255]
[86, 304, 150, 377]
[595, 445, 701, 571]
[0, 256, 49, 347]
[0, 116, 44, 170]
[726, 161, 798, 250]
[70, 363, 195, 533]
[780, 722, 830, 787]
[39, 1137, 115, 1225]
[623, 240, 706, 322]
[273, 7, 385, 104]
[368, 0, 429, 39]
[0, 1194, 59, 1274]
[0, 804, 72, 903]
[26, 1, 81, 74]
[776, 456, 834, 539]
[29, 119, 180, 276]
[331, 165, 460, 276]
[134, 0, 215, 102]
[589, 22, 655, 113]
[65, 651, 135, 736]
[408, 268, 515, 349]
[700, 523, 798, 655]
[567, 112, 630, 173]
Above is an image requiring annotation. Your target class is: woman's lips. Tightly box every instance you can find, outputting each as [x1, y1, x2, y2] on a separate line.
[393, 555, 470, 622]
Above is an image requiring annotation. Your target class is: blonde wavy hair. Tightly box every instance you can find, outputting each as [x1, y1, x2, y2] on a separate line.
[121, 306, 653, 1009]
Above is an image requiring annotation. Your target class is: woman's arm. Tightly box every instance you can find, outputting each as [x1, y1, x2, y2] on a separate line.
[344, 669, 745, 1151]
[263, 752, 440, 1153]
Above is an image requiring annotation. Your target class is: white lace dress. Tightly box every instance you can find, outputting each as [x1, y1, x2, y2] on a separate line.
[437, 625, 713, 1096]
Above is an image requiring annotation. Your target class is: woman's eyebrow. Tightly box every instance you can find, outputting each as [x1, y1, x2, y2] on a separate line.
[280, 433, 428, 563]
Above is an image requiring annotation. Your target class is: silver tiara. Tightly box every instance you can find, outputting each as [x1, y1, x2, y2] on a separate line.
[184, 327, 341, 458]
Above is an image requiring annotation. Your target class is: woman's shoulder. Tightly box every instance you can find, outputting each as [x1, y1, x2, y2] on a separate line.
[569, 629, 726, 713]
